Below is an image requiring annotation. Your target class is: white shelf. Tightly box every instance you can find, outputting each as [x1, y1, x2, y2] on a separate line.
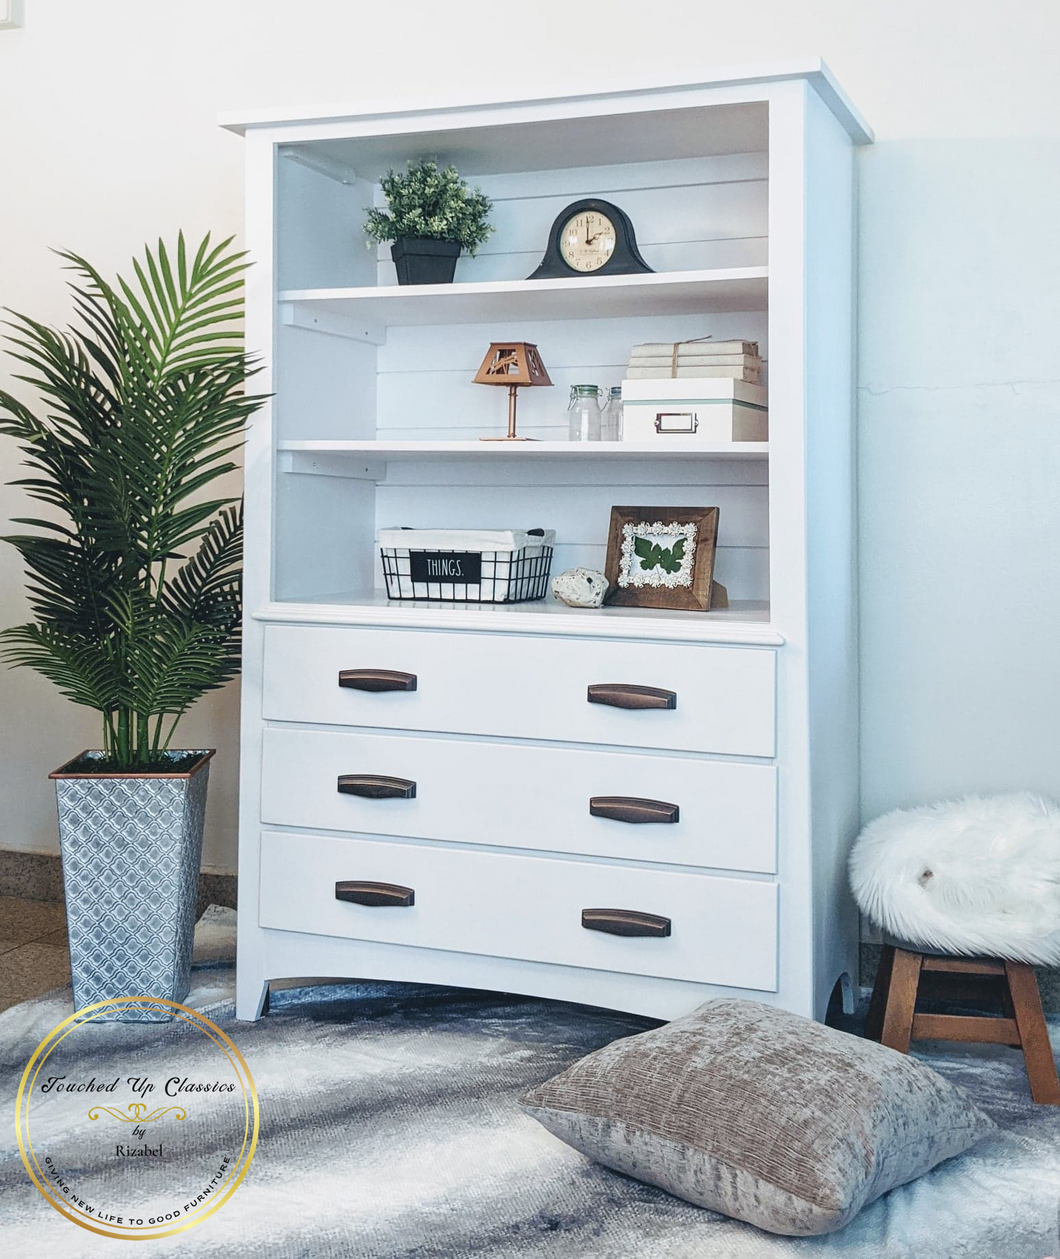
[279, 267, 768, 331]
[278, 439, 769, 473]
[254, 592, 781, 646]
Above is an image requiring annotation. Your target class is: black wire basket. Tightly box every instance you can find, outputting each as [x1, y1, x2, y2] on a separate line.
[378, 529, 555, 604]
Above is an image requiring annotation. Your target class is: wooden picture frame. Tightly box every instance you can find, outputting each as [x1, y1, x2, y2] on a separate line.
[604, 506, 720, 611]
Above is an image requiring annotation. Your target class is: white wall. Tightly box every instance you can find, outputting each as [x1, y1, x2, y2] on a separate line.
[1, 0, 1058, 870]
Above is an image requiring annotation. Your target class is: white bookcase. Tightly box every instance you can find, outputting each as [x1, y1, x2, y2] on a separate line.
[224, 62, 872, 1022]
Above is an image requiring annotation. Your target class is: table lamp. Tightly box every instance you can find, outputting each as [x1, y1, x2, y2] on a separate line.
[473, 342, 552, 441]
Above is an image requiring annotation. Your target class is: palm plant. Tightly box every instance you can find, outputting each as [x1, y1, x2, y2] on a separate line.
[0, 233, 264, 769]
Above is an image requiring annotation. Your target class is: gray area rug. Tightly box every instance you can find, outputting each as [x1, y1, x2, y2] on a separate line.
[1, 908, 1059, 1258]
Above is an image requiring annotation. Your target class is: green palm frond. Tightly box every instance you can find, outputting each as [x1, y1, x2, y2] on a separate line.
[167, 504, 243, 620]
[0, 232, 266, 769]
[0, 623, 125, 713]
[59, 233, 249, 382]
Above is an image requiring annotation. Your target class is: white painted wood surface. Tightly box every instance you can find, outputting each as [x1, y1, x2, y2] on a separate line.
[802, 86, 861, 1018]
[260, 727, 779, 874]
[258, 831, 779, 990]
[261, 625, 777, 756]
[374, 310, 768, 441]
[280, 268, 768, 325]
[254, 593, 780, 645]
[235, 128, 278, 1024]
[277, 440, 769, 461]
[230, 66, 867, 1023]
[372, 154, 768, 287]
[219, 59, 872, 144]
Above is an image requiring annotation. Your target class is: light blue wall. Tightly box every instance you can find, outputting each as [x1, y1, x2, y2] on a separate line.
[858, 139, 1060, 821]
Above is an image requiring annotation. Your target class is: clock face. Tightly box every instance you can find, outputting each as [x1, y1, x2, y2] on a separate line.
[558, 209, 617, 272]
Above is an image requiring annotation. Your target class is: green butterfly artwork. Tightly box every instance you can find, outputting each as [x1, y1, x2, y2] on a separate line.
[633, 535, 686, 574]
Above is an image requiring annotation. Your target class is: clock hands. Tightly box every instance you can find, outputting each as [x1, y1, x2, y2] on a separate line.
[584, 218, 611, 248]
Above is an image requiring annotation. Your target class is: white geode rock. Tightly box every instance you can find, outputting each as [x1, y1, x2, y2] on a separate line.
[551, 567, 609, 608]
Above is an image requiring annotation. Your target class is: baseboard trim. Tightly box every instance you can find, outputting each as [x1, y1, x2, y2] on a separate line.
[0, 848, 237, 920]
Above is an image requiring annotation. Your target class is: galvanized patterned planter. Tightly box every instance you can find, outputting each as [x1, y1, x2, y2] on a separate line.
[50, 749, 214, 1022]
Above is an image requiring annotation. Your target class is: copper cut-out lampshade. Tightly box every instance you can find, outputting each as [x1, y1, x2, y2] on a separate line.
[473, 342, 553, 441]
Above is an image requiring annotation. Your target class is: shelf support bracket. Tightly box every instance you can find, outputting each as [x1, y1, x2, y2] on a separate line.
[281, 302, 386, 346]
[277, 451, 385, 481]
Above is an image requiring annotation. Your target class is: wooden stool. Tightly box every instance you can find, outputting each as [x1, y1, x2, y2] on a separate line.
[866, 945, 1060, 1104]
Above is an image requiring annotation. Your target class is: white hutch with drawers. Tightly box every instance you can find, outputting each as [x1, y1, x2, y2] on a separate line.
[223, 62, 871, 1023]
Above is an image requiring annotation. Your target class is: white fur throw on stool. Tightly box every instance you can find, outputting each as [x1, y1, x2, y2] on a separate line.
[849, 793, 1060, 965]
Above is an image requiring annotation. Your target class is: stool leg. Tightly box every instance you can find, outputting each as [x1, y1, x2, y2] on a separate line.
[880, 948, 922, 1054]
[1005, 961, 1060, 1106]
[865, 945, 895, 1042]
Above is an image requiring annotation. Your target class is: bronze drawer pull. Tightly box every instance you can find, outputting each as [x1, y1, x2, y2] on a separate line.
[337, 774, 417, 799]
[338, 669, 417, 692]
[581, 908, 671, 938]
[335, 880, 415, 908]
[589, 796, 680, 824]
[586, 683, 677, 710]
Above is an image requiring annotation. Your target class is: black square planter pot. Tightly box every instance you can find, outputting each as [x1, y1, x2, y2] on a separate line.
[391, 237, 461, 285]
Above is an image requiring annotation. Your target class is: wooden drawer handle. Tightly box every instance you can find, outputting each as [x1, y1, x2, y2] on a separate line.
[335, 880, 415, 908]
[587, 683, 677, 710]
[338, 669, 417, 692]
[337, 774, 417, 799]
[581, 908, 671, 938]
[589, 796, 680, 824]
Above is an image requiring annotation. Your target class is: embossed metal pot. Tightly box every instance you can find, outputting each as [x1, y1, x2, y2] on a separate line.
[50, 749, 215, 1022]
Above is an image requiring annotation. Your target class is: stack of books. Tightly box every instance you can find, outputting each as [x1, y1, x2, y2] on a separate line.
[626, 339, 762, 383]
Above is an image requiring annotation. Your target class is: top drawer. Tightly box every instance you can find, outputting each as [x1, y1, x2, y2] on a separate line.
[263, 625, 775, 757]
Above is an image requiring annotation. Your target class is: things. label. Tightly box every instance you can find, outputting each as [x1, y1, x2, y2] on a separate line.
[408, 551, 483, 584]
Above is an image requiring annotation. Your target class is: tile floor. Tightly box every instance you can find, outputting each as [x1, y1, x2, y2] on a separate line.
[0, 896, 70, 1012]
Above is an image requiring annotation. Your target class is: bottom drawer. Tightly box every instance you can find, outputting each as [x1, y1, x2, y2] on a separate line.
[259, 832, 778, 992]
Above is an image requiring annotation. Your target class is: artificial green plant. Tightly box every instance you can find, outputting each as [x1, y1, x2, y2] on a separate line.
[363, 159, 494, 253]
[0, 233, 265, 769]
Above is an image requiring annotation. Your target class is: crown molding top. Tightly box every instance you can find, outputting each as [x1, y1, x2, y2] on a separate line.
[219, 59, 873, 146]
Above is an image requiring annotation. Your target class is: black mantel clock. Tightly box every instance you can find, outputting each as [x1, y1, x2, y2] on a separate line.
[527, 199, 653, 280]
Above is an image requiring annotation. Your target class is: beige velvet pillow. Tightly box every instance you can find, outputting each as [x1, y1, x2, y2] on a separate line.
[521, 998, 994, 1236]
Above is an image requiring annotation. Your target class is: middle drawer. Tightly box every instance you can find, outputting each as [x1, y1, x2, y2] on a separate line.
[261, 727, 777, 874]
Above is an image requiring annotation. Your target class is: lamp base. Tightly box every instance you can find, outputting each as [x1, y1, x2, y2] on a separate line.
[478, 436, 538, 442]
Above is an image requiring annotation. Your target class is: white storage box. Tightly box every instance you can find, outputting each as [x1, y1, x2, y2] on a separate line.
[378, 528, 556, 603]
[621, 378, 768, 443]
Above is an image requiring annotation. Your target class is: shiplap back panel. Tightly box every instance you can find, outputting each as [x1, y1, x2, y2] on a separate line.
[276, 147, 771, 605]
[377, 312, 768, 439]
[371, 152, 768, 286]
[370, 544, 765, 601]
[378, 484, 766, 547]
[377, 313, 768, 373]
[374, 471, 770, 604]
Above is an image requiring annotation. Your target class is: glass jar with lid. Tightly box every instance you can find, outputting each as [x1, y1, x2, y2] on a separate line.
[601, 386, 624, 441]
[567, 384, 602, 441]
